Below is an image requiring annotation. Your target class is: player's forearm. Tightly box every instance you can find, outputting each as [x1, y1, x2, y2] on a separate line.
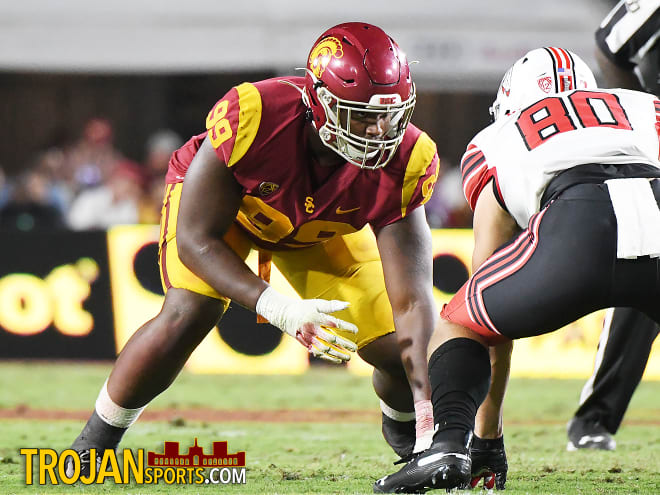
[177, 235, 268, 310]
[475, 340, 513, 438]
[392, 303, 436, 401]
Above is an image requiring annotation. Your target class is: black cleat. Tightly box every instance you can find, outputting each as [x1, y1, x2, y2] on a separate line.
[374, 439, 471, 493]
[566, 417, 616, 451]
[64, 449, 103, 479]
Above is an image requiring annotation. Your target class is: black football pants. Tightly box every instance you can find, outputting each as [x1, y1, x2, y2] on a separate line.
[481, 182, 660, 340]
[573, 307, 658, 434]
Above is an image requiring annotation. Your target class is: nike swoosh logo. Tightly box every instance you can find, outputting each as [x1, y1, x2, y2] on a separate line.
[418, 452, 470, 467]
[336, 206, 360, 214]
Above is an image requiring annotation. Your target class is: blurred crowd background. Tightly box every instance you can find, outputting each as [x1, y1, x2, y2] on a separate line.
[0, 0, 615, 233]
[0, 118, 182, 231]
[0, 114, 474, 232]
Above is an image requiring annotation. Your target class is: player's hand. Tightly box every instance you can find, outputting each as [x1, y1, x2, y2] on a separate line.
[255, 287, 358, 363]
[297, 321, 358, 363]
[469, 435, 507, 490]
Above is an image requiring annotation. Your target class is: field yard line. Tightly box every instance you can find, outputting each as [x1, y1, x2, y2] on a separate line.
[1, 407, 659, 425]
[0, 407, 378, 422]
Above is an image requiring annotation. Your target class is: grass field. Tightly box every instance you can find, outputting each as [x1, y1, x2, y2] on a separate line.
[0, 361, 658, 494]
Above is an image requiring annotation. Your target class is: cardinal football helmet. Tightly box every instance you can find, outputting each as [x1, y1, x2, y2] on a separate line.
[489, 47, 597, 121]
[303, 22, 416, 169]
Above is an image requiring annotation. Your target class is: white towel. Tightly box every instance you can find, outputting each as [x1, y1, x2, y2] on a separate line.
[605, 178, 660, 259]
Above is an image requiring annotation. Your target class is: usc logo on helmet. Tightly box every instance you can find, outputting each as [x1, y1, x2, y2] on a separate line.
[308, 37, 344, 78]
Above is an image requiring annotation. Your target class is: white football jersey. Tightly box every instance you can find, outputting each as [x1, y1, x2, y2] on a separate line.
[461, 88, 660, 228]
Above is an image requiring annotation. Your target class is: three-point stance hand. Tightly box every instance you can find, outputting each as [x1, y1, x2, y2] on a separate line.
[256, 286, 358, 363]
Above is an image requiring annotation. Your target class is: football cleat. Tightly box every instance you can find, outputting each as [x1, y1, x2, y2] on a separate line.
[566, 417, 616, 451]
[64, 448, 103, 479]
[374, 436, 472, 493]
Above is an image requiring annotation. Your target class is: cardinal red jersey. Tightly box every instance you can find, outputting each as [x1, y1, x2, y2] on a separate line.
[167, 76, 439, 250]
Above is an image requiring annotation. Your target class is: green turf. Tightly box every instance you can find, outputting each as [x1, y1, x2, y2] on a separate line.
[1, 420, 658, 494]
[0, 361, 377, 411]
[0, 362, 658, 494]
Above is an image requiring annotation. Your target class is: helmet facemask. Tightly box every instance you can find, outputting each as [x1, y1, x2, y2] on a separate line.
[302, 23, 416, 170]
[312, 81, 416, 169]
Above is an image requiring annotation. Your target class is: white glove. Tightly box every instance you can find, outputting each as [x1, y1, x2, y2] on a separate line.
[255, 286, 358, 363]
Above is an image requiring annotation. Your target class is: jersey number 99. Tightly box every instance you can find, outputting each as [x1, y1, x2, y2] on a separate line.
[206, 100, 234, 148]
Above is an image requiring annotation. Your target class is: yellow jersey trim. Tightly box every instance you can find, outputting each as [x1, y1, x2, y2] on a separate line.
[228, 83, 262, 167]
[401, 132, 437, 217]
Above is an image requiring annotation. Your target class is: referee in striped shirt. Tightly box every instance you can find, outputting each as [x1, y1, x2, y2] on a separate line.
[567, 0, 659, 452]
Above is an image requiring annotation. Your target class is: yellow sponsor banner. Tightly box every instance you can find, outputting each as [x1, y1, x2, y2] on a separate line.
[107, 225, 659, 379]
[106, 225, 165, 350]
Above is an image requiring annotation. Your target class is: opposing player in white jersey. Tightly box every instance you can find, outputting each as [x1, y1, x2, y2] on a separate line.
[374, 46, 660, 493]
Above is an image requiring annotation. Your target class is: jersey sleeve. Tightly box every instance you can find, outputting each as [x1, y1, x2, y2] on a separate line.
[461, 143, 503, 211]
[205, 82, 262, 168]
[595, 0, 659, 69]
[372, 131, 440, 228]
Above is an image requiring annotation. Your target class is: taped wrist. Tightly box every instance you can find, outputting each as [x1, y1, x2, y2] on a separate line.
[255, 287, 294, 336]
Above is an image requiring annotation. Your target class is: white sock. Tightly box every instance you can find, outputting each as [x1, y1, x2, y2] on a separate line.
[95, 380, 145, 429]
[380, 399, 415, 422]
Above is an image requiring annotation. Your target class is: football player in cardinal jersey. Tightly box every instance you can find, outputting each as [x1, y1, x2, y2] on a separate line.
[63, 22, 481, 476]
[375, 46, 660, 493]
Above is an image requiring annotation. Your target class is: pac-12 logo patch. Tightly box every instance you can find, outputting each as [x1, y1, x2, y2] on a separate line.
[308, 37, 344, 79]
[537, 76, 553, 93]
[258, 182, 279, 196]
